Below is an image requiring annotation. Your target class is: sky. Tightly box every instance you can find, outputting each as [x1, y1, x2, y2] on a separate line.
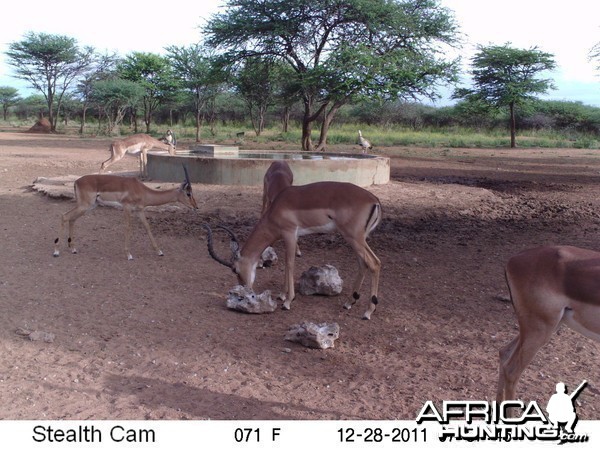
[1, 0, 599, 106]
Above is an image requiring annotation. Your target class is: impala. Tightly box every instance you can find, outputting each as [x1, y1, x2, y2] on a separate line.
[53, 167, 198, 260]
[497, 245, 600, 403]
[261, 160, 294, 214]
[261, 160, 301, 257]
[204, 181, 382, 319]
[100, 133, 176, 178]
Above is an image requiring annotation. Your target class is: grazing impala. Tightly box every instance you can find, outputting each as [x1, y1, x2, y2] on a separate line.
[54, 167, 197, 260]
[204, 181, 382, 319]
[100, 133, 176, 178]
[497, 245, 600, 403]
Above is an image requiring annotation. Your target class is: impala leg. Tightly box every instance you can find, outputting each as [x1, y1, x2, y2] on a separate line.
[54, 205, 88, 256]
[136, 210, 164, 257]
[100, 146, 119, 173]
[99, 158, 111, 173]
[281, 235, 298, 310]
[497, 315, 561, 409]
[344, 254, 367, 311]
[123, 208, 134, 260]
[140, 150, 148, 178]
[496, 336, 519, 403]
[344, 238, 381, 320]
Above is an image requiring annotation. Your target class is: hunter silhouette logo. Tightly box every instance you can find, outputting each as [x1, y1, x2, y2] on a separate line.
[546, 380, 587, 435]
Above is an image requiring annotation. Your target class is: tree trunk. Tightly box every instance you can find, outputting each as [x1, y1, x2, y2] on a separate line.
[315, 102, 343, 152]
[509, 101, 516, 148]
[195, 110, 202, 142]
[79, 106, 88, 134]
[300, 94, 331, 151]
[281, 106, 290, 133]
[301, 118, 314, 151]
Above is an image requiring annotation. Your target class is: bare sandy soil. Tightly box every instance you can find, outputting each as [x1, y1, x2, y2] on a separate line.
[0, 130, 598, 420]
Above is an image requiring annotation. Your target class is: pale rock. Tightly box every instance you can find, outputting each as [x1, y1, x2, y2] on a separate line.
[285, 321, 340, 349]
[226, 285, 277, 314]
[298, 264, 343, 296]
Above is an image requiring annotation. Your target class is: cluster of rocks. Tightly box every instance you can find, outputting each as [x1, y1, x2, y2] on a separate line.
[225, 261, 344, 349]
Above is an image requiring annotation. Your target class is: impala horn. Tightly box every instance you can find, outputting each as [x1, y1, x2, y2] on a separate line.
[203, 224, 239, 270]
[182, 164, 191, 185]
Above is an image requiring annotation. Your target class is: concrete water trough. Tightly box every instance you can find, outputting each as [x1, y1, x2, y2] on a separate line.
[147, 145, 390, 187]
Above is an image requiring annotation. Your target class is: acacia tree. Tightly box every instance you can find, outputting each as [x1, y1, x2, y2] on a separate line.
[0, 86, 21, 120]
[118, 52, 178, 133]
[75, 52, 120, 134]
[90, 78, 144, 135]
[165, 44, 224, 141]
[234, 57, 286, 136]
[5, 32, 95, 132]
[204, 0, 459, 151]
[454, 43, 556, 148]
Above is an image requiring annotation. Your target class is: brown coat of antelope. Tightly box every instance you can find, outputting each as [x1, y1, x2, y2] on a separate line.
[54, 167, 197, 260]
[261, 160, 301, 257]
[497, 245, 600, 403]
[204, 180, 382, 319]
[100, 133, 176, 178]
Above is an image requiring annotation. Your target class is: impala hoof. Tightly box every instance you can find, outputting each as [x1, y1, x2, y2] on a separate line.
[53, 250, 60, 257]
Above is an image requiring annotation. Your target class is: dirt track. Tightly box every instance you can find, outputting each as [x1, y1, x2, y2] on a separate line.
[0, 131, 598, 420]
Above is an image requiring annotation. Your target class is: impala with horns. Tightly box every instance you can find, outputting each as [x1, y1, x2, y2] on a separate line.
[497, 245, 600, 404]
[204, 181, 382, 319]
[100, 133, 176, 178]
[54, 167, 197, 260]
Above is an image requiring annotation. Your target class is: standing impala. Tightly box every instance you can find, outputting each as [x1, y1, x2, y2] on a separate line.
[204, 181, 382, 319]
[54, 167, 197, 260]
[497, 245, 600, 403]
[100, 133, 176, 178]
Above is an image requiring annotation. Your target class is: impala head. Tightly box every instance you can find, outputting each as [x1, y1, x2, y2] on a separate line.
[179, 165, 198, 209]
[203, 224, 258, 288]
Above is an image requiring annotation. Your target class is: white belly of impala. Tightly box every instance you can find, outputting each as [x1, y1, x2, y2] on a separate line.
[96, 197, 123, 208]
[297, 222, 337, 236]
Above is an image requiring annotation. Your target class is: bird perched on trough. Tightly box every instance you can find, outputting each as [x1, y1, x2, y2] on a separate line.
[358, 130, 373, 154]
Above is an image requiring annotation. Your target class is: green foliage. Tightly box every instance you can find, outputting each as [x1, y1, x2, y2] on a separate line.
[90, 78, 145, 134]
[454, 43, 557, 147]
[457, 43, 557, 106]
[118, 52, 179, 132]
[205, 0, 460, 149]
[5, 32, 95, 130]
[0, 86, 21, 120]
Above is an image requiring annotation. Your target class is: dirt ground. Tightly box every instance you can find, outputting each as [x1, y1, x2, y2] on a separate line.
[0, 130, 598, 420]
